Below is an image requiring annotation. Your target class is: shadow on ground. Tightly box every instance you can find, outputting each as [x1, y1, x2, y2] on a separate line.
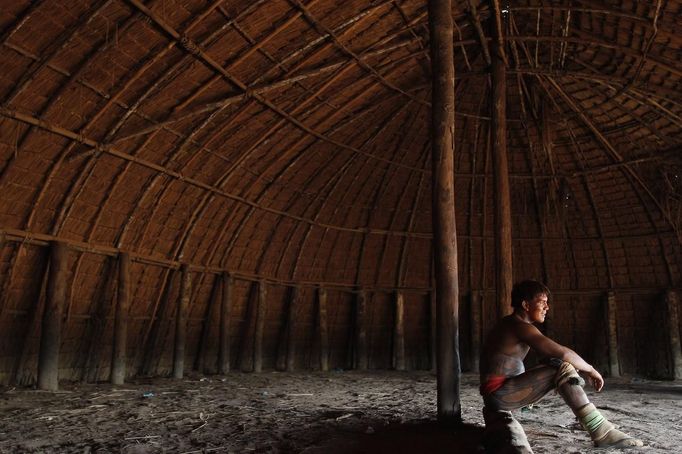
[298, 420, 485, 453]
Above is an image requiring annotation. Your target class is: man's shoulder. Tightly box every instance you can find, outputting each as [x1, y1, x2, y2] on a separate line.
[503, 315, 542, 339]
[488, 316, 532, 345]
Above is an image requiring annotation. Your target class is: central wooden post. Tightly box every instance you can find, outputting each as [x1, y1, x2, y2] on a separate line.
[428, 0, 462, 425]
[491, 5, 513, 319]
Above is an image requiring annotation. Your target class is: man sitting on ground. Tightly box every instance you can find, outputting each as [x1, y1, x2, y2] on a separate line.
[480, 279, 643, 452]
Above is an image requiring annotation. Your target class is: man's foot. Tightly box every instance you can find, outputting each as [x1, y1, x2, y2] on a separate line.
[576, 403, 644, 448]
[592, 421, 644, 448]
[482, 408, 534, 453]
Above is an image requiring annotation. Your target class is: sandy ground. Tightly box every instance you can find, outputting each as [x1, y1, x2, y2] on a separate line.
[0, 371, 680, 453]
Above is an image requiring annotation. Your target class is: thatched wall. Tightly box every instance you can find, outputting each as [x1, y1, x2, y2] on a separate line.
[0, 0, 681, 385]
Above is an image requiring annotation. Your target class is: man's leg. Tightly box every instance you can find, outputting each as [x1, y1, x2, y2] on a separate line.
[485, 365, 557, 411]
[554, 362, 643, 448]
[481, 366, 557, 454]
[485, 362, 643, 448]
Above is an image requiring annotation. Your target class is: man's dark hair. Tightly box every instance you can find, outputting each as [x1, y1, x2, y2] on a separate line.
[511, 280, 550, 309]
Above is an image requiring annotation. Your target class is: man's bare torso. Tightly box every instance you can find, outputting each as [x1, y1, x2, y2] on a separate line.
[480, 315, 531, 380]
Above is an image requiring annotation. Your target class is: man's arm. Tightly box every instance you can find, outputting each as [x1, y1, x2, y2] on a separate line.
[516, 323, 604, 391]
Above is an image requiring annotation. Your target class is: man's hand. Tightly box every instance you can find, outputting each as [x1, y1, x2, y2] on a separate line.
[581, 368, 604, 392]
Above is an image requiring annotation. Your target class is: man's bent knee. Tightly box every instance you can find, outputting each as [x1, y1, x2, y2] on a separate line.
[554, 361, 585, 389]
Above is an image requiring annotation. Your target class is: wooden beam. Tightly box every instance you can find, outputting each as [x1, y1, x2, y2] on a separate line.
[491, 4, 513, 320]
[218, 272, 233, 374]
[172, 0, 323, 112]
[38, 241, 68, 391]
[238, 283, 256, 372]
[317, 287, 329, 372]
[1, 227, 436, 292]
[173, 265, 191, 379]
[665, 290, 682, 380]
[125, 0, 430, 174]
[111, 252, 130, 385]
[287, 0, 427, 107]
[470, 291, 481, 373]
[393, 291, 406, 371]
[465, 0, 491, 65]
[606, 291, 620, 378]
[428, 0, 461, 425]
[253, 280, 267, 373]
[285, 287, 299, 372]
[355, 290, 368, 370]
[430, 289, 437, 372]
[0, 109, 429, 239]
[543, 78, 677, 228]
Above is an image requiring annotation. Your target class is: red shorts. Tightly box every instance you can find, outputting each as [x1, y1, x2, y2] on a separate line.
[480, 375, 507, 396]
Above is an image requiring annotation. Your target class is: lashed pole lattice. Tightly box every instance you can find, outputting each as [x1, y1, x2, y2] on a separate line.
[428, 0, 461, 425]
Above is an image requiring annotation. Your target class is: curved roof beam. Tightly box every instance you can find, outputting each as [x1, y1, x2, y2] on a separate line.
[110, 40, 417, 143]
[286, 0, 426, 105]
[175, 68, 421, 272]
[123, 0, 428, 172]
[541, 76, 681, 242]
[0, 107, 429, 238]
[508, 36, 681, 78]
[103, 31, 682, 149]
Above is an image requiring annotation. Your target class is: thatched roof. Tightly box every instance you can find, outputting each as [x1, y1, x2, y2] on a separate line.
[0, 0, 680, 382]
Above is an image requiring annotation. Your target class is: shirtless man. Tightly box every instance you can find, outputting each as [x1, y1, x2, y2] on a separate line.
[480, 280, 643, 452]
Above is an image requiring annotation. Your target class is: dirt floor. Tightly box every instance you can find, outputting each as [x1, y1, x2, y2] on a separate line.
[0, 371, 680, 453]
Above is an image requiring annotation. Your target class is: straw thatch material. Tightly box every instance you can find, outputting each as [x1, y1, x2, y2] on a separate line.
[0, 0, 680, 385]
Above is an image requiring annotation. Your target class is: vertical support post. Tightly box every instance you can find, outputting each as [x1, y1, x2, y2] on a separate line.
[38, 241, 68, 391]
[253, 280, 267, 373]
[665, 290, 682, 379]
[219, 272, 232, 374]
[286, 287, 299, 372]
[355, 290, 368, 370]
[606, 291, 620, 378]
[173, 264, 191, 379]
[428, 0, 462, 424]
[470, 291, 481, 373]
[111, 252, 130, 385]
[491, 2, 513, 320]
[393, 291, 406, 371]
[430, 290, 437, 372]
[318, 287, 329, 371]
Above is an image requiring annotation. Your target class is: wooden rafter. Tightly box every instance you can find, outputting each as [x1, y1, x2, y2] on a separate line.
[0, 108, 429, 238]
